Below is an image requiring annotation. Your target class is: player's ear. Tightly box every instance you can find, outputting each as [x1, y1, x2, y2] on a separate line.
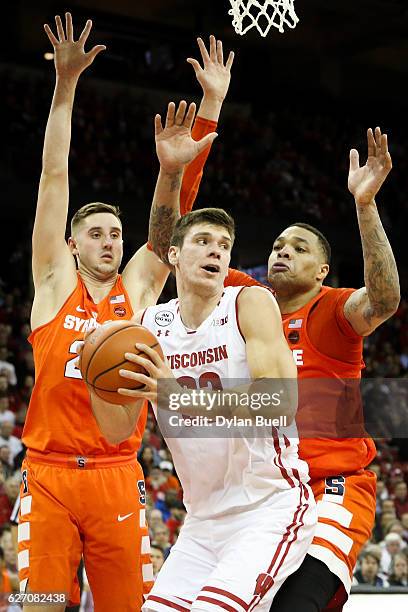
[68, 236, 78, 255]
[317, 263, 329, 281]
[168, 246, 179, 266]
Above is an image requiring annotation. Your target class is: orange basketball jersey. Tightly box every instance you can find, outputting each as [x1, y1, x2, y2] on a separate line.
[23, 274, 147, 455]
[282, 286, 376, 479]
[223, 273, 377, 479]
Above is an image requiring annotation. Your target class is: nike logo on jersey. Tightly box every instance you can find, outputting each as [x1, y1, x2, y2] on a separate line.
[117, 513, 134, 522]
[76, 306, 86, 312]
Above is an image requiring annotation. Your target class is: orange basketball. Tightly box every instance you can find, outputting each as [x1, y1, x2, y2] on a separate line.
[80, 320, 163, 405]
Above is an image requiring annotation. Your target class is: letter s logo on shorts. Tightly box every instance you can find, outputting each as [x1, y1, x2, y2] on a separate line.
[155, 311, 174, 327]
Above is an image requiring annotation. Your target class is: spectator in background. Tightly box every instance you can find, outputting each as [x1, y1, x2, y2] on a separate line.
[147, 508, 164, 534]
[138, 445, 160, 477]
[0, 348, 17, 387]
[388, 552, 408, 586]
[0, 447, 14, 481]
[393, 481, 408, 518]
[400, 512, 408, 543]
[0, 422, 22, 464]
[150, 524, 171, 559]
[380, 532, 404, 574]
[150, 545, 165, 580]
[0, 398, 14, 426]
[353, 548, 388, 587]
[0, 377, 8, 395]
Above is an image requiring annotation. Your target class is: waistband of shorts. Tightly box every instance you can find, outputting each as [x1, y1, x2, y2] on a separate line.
[26, 449, 138, 469]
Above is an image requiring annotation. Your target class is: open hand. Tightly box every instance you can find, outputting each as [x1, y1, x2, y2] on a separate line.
[187, 35, 234, 102]
[44, 12, 106, 80]
[155, 100, 218, 173]
[348, 127, 392, 206]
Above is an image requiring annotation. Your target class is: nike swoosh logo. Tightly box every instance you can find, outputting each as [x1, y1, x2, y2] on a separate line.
[117, 513, 134, 522]
[76, 306, 86, 312]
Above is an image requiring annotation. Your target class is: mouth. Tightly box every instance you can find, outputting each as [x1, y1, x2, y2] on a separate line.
[101, 253, 113, 261]
[201, 264, 220, 275]
[271, 263, 289, 272]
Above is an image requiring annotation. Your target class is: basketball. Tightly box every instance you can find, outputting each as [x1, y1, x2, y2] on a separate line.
[80, 320, 164, 405]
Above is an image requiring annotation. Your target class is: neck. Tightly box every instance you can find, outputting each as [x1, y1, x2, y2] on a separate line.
[177, 283, 224, 329]
[79, 268, 118, 304]
[275, 284, 322, 314]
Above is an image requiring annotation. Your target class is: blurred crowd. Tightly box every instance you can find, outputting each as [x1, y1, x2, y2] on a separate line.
[0, 63, 407, 600]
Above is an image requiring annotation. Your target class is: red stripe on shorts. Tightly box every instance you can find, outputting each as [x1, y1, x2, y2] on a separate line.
[146, 595, 190, 612]
[201, 586, 248, 610]
[196, 595, 239, 612]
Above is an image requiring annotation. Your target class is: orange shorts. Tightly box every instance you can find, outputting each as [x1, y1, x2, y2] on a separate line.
[308, 470, 376, 602]
[18, 451, 153, 611]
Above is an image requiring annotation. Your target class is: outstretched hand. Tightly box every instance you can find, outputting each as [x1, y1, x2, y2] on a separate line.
[155, 101, 218, 173]
[44, 12, 106, 80]
[348, 127, 392, 206]
[187, 35, 234, 102]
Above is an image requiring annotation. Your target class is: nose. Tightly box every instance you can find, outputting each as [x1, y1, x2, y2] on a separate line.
[277, 245, 291, 259]
[103, 236, 113, 248]
[208, 244, 222, 259]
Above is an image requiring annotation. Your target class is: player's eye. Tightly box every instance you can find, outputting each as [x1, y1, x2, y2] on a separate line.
[296, 247, 306, 253]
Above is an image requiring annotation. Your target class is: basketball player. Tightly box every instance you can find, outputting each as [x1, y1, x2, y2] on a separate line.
[220, 127, 399, 610]
[19, 12, 232, 612]
[92, 208, 318, 611]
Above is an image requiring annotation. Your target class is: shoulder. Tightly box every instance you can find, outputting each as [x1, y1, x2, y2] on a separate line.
[237, 285, 278, 310]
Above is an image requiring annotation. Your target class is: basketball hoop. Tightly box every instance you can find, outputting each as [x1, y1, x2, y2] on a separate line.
[228, 0, 299, 36]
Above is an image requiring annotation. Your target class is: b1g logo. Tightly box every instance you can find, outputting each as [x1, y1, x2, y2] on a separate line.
[155, 311, 174, 327]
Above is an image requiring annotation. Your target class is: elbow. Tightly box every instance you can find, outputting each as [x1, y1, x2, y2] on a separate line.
[104, 429, 133, 445]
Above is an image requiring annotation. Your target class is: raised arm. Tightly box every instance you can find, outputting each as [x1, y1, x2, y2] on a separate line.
[344, 127, 400, 336]
[149, 36, 234, 262]
[31, 13, 105, 328]
[122, 100, 216, 308]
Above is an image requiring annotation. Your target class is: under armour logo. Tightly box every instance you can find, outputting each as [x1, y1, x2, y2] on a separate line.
[157, 330, 170, 337]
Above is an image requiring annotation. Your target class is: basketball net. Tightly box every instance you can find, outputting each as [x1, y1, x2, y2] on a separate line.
[228, 0, 299, 36]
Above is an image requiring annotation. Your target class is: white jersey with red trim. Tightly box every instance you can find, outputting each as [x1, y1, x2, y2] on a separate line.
[142, 286, 309, 519]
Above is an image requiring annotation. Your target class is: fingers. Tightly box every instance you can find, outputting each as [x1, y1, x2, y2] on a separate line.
[134, 343, 165, 368]
[44, 24, 59, 47]
[55, 15, 66, 43]
[65, 12, 73, 42]
[79, 19, 92, 46]
[216, 39, 224, 65]
[197, 37, 211, 65]
[175, 100, 188, 126]
[367, 128, 376, 158]
[195, 35, 233, 69]
[209, 34, 217, 63]
[154, 114, 163, 137]
[196, 132, 218, 155]
[186, 57, 201, 75]
[349, 148, 360, 172]
[226, 50, 235, 71]
[165, 102, 176, 129]
[87, 44, 107, 62]
[184, 102, 196, 131]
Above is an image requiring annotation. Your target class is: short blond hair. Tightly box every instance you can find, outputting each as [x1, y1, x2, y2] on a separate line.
[70, 202, 121, 235]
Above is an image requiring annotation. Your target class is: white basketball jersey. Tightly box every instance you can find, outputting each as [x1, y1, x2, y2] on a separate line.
[142, 286, 309, 518]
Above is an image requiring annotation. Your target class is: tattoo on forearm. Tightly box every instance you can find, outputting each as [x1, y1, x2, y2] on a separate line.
[357, 204, 400, 325]
[149, 204, 178, 266]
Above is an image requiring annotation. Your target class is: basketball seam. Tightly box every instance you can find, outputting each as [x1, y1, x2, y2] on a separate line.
[92, 341, 161, 389]
[83, 323, 143, 383]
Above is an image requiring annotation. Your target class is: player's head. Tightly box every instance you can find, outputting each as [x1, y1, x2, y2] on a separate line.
[68, 202, 123, 278]
[169, 208, 235, 294]
[268, 223, 330, 295]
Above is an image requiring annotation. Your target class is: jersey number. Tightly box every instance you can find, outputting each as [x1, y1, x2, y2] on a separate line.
[177, 372, 223, 390]
[64, 340, 83, 380]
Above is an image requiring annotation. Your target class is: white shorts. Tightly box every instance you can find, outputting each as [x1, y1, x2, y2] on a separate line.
[143, 483, 316, 612]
